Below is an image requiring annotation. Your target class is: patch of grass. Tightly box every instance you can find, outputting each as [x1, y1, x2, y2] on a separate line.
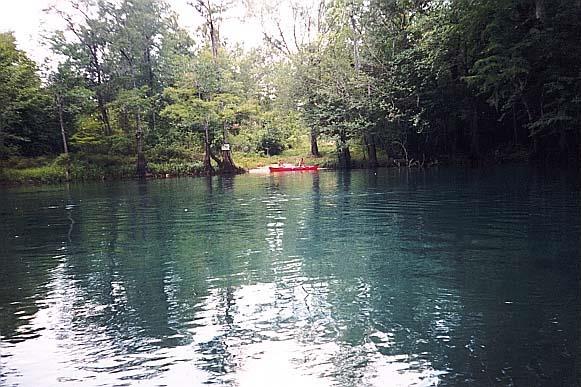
[234, 138, 341, 170]
[234, 152, 272, 170]
[0, 164, 67, 184]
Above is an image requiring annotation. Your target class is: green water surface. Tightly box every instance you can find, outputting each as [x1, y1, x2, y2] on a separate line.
[1, 166, 579, 386]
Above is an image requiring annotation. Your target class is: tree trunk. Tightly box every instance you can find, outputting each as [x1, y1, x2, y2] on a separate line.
[145, 46, 157, 134]
[220, 149, 238, 174]
[470, 105, 480, 163]
[310, 127, 320, 157]
[202, 121, 213, 175]
[206, 2, 220, 61]
[338, 134, 351, 169]
[210, 150, 223, 168]
[57, 97, 69, 155]
[365, 134, 378, 168]
[512, 106, 518, 146]
[393, 140, 409, 166]
[90, 43, 112, 136]
[339, 145, 351, 169]
[97, 92, 112, 136]
[57, 95, 70, 181]
[120, 108, 131, 135]
[136, 111, 146, 179]
[350, 14, 360, 71]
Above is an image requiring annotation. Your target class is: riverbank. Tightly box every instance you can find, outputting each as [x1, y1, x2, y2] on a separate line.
[0, 143, 536, 185]
[0, 140, 341, 185]
[0, 156, 332, 185]
[0, 151, 336, 185]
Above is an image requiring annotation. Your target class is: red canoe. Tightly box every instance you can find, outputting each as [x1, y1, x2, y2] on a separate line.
[269, 165, 319, 172]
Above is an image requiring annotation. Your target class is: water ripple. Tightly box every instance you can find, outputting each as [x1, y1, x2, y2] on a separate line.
[0, 167, 579, 386]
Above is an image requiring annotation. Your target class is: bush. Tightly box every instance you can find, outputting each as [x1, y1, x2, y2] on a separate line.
[109, 135, 133, 155]
[259, 135, 284, 156]
[148, 161, 204, 176]
[0, 164, 66, 183]
[52, 153, 70, 167]
[146, 144, 194, 163]
[1, 156, 52, 169]
[69, 153, 135, 180]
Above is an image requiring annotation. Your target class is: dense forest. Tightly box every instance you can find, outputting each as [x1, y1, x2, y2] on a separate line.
[1, 0, 580, 182]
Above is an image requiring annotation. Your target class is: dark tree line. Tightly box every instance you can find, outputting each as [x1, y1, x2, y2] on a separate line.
[290, 0, 581, 166]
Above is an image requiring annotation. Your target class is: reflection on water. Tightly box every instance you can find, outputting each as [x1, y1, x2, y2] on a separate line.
[0, 166, 579, 386]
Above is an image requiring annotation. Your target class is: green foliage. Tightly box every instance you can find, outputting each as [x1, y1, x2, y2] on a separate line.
[148, 161, 205, 176]
[70, 115, 109, 153]
[259, 135, 284, 156]
[161, 86, 216, 130]
[4, 0, 580, 184]
[1, 156, 53, 170]
[145, 143, 194, 163]
[0, 164, 67, 184]
[110, 87, 150, 114]
[0, 32, 56, 158]
[69, 153, 135, 180]
[109, 135, 134, 155]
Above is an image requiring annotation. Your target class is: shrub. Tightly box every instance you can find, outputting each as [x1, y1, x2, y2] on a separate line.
[259, 135, 284, 156]
[69, 153, 135, 180]
[148, 161, 204, 176]
[52, 153, 70, 167]
[109, 135, 133, 155]
[0, 164, 66, 183]
[146, 144, 194, 163]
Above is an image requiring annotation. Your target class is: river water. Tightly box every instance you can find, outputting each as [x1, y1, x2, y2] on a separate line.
[0, 166, 579, 386]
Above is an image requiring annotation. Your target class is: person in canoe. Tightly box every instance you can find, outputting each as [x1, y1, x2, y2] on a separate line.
[278, 160, 284, 166]
[298, 158, 304, 167]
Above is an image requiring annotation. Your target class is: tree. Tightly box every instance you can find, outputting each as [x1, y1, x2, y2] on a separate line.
[48, 0, 115, 137]
[3, 0, 577, 179]
[251, 0, 330, 157]
[191, 0, 244, 174]
[161, 85, 216, 174]
[462, 0, 581, 162]
[0, 33, 52, 158]
[47, 61, 94, 178]
[107, 0, 178, 177]
[289, 0, 374, 167]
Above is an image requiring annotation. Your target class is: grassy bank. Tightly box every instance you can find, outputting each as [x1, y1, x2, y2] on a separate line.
[0, 154, 134, 184]
[0, 141, 354, 185]
[0, 138, 330, 184]
[2, 140, 529, 185]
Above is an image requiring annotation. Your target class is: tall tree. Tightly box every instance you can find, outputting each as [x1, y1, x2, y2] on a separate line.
[107, 0, 170, 177]
[0, 33, 52, 158]
[49, 0, 114, 136]
[252, 0, 329, 157]
[192, 0, 242, 174]
[47, 61, 94, 179]
[160, 85, 216, 174]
